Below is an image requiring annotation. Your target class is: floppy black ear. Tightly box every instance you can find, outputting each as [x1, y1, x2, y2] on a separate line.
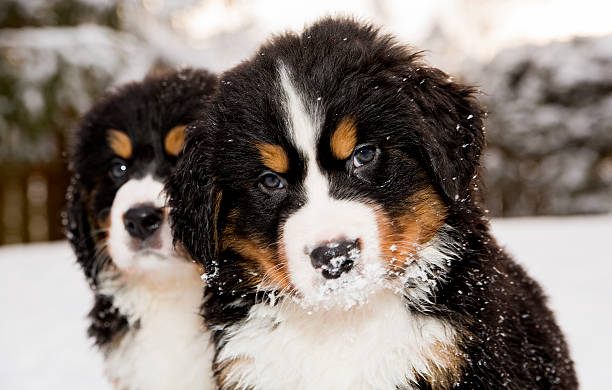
[65, 176, 98, 286]
[403, 67, 485, 205]
[167, 124, 220, 271]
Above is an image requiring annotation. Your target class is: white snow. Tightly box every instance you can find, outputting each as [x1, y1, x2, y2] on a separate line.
[0, 214, 610, 388]
[0, 242, 109, 390]
[491, 214, 612, 390]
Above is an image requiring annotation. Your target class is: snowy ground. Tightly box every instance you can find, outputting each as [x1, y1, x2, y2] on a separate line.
[0, 215, 610, 389]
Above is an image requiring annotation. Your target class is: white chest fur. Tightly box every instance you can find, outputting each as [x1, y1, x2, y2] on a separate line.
[101, 269, 215, 390]
[218, 291, 458, 390]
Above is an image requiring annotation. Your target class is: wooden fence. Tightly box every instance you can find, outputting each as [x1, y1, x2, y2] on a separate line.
[0, 154, 69, 245]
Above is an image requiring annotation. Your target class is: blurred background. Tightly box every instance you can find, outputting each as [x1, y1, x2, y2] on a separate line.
[1, 1, 611, 389]
[1, 0, 611, 245]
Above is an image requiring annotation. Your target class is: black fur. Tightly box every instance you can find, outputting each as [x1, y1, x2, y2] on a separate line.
[87, 294, 130, 347]
[65, 68, 216, 347]
[168, 18, 577, 389]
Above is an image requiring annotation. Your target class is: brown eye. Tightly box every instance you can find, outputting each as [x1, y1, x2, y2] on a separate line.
[259, 172, 285, 191]
[352, 144, 377, 168]
[110, 160, 128, 180]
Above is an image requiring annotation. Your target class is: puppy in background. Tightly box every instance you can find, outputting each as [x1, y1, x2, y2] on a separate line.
[66, 68, 216, 390]
[168, 19, 577, 390]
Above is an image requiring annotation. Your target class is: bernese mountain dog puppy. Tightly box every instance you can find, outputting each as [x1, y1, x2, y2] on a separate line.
[168, 19, 577, 389]
[66, 68, 217, 390]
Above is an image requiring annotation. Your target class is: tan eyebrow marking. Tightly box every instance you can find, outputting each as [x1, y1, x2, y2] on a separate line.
[106, 129, 132, 159]
[164, 125, 187, 156]
[257, 143, 289, 173]
[330, 116, 358, 160]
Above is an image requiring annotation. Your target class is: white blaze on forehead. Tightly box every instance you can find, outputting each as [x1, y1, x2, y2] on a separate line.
[278, 64, 382, 306]
[278, 63, 329, 207]
[278, 64, 320, 160]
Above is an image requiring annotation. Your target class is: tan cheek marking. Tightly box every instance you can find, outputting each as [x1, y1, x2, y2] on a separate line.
[86, 186, 111, 243]
[221, 210, 290, 291]
[377, 187, 448, 270]
[330, 116, 358, 160]
[222, 233, 290, 291]
[97, 213, 110, 232]
[106, 129, 132, 159]
[257, 143, 289, 173]
[86, 186, 118, 274]
[418, 340, 465, 389]
[164, 125, 187, 156]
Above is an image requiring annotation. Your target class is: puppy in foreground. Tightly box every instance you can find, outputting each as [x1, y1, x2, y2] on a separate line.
[169, 19, 577, 389]
[66, 69, 216, 390]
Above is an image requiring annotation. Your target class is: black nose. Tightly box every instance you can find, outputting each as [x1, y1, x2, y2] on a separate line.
[123, 205, 163, 240]
[309, 239, 360, 279]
